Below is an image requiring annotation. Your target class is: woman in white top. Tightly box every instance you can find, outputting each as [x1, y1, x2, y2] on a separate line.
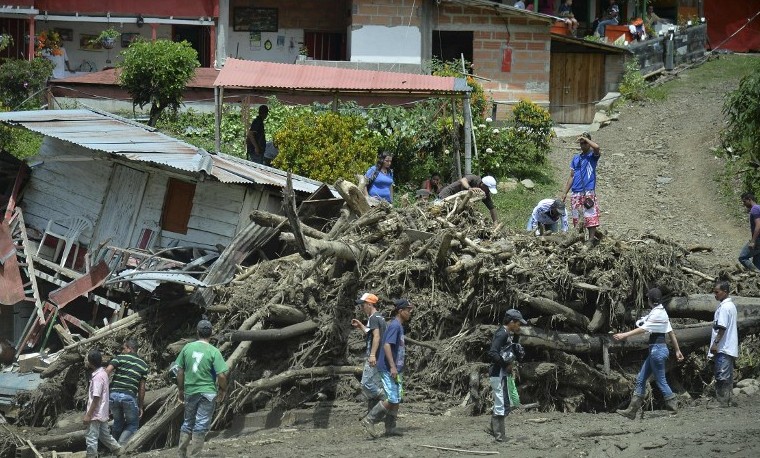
[613, 287, 684, 419]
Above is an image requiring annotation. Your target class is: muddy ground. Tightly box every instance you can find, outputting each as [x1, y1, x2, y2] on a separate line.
[128, 55, 760, 457]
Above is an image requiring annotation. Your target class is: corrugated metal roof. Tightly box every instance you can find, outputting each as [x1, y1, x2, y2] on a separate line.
[442, 0, 556, 23]
[0, 109, 334, 195]
[56, 67, 220, 88]
[214, 58, 470, 95]
[551, 34, 632, 54]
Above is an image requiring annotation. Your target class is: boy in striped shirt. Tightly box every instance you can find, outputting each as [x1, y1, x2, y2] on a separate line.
[106, 338, 149, 444]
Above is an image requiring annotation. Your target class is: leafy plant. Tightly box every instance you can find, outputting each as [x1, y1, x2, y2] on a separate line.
[619, 58, 648, 101]
[721, 57, 760, 196]
[118, 39, 199, 126]
[96, 27, 121, 41]
[0, 58, 54, 109]
[0, 34, 13, 52]
[272, 111, 379, 183]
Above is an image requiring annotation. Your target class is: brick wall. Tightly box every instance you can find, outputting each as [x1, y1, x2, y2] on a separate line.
[351, 0, 421, 27]
[434, 4, 552, 106]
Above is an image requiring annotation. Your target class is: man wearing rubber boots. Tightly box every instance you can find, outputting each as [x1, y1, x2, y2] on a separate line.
[350, 293, 387, 414]
[487, 309, 527, 442]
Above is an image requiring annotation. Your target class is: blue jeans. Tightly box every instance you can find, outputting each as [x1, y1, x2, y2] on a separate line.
[489, 376, 511, 416]
[110, 391, 139, 444]
[361, 361, 384, 400]
[714, 352, 735, 383]
[597, 18, 619, 36]
[738, 242, 760, 270]
[181, 392, 216, 435]
[634, 344, 674, 399]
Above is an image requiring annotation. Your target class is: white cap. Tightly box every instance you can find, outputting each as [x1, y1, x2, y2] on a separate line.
[481, 176, 498, 194]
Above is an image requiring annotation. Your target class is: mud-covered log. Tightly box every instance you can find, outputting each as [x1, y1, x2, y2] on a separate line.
[516, 293, 590, 329]
[241, 365, 362, 392]
[230, 320, 318, 342]
[266, 304, 308, 326]
[334, 178, 370, 216]
[123, 389, 183, 454]
[280, 232, 381, 260]
[41, 351, 83, 379]
[29, 429, 84, 451]
[667, 295, 760, 321]
[249, 210, 327, 239]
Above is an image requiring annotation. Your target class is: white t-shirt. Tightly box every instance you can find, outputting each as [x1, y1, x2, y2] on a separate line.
[43, 48, 68, 79]
[636, 304, 672, 334]
[709, 297, 739, 357]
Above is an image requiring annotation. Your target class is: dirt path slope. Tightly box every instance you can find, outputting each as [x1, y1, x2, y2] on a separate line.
[551, 57, 755, 269]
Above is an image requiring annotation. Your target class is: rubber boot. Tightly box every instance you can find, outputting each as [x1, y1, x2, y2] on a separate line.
[616, 394, 643, 420]
[384, 409, 402, 436]
[492, 415, 505, 442]
[177, 432, 191, 458]
[664, 396, 678, 413]
[188, 433, 206, 457]
[361, 401, 387, 439]
[716, 381, 732, 408]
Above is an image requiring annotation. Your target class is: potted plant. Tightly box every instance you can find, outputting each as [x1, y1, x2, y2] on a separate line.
[298, 44, 308, 61]
[35, 30, 63, 57]
[94, 27, 120, 49]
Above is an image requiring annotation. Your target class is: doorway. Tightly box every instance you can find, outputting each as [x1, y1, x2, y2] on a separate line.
[432, 31, 473, 63]
[173, 25, 211, 67]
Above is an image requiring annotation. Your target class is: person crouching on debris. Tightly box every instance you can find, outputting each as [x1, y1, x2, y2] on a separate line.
[487, 309, 527, 442]
[84, 349, 123, 458]
[362, 299, 414, 438]
[613, 287, 684, 419]
[438, 174, 499, 223]
[351, 293, 387, 414]
[106, 338, 149, 445]
[175, 319, 229, 457]
[526, 198, 568, 235]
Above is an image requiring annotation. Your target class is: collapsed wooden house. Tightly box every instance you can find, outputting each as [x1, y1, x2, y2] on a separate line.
[0, 108, 340, 363]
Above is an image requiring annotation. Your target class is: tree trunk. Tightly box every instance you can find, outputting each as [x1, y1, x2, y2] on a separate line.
[249, 210, 327, 239]
[334, 178, 370, 216]
[230, 320, 318, 342]
[240, 366, 362, 392]
[280, 232, 381, 261]
[516, 293, 591, 329]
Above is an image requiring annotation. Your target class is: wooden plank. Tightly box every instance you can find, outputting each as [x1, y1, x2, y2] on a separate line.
[92, 164, 148, 248]
[13, 210, 45, 319]
[0, 220, 26, 305]
[48, 260, 110, 308]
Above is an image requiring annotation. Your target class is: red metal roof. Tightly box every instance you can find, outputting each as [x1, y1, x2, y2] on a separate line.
[35, 0, 217, 17]
[214, 58, 468, 95]
[56, 68, 220, 88]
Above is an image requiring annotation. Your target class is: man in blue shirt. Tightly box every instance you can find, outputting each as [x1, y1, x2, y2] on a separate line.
[361, 299, 414, 438]
[562, 132, 602, 247]
[739, 192, 760, 271]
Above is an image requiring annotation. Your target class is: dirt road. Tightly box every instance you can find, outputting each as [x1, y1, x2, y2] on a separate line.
[136, 56, 760, 458]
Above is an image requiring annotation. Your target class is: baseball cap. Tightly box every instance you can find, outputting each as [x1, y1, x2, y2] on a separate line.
[355, 293, 379, 305]
[197, 319, 213, 332]
[394, 298, 414, 311]
[552, 199, 566, 216]
[481, 176, 498, 194]
[504, 309, 527, 324]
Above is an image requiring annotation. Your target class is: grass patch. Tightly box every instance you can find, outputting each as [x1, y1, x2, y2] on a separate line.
[649, 54, 758, 100]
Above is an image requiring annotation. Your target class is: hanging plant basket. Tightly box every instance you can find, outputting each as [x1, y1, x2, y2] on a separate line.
[101, 37, 116, 49]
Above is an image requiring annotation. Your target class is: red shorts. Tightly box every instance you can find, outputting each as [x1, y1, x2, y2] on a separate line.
[570, 192, 600, 228]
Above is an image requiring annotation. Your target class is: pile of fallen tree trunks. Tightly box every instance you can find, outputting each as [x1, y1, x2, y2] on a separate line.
[6, 178, 760, 456]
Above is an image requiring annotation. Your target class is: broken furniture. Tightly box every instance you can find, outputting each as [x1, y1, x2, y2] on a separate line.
[36, 216, 93, 270]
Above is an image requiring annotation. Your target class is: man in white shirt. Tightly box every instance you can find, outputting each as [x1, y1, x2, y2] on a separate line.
[43, 46, 72, 79]
[710, 281, 739, 407]
[526, 198, 568, 235]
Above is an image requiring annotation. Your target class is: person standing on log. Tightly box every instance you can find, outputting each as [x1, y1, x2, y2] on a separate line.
[175, 319, 229, 457]
[614, 287, 684, 419]
[84, 349, 123, 458]
[350, 292, 387, 414]
[738, 192, 760, 272]
[105, 338, 149, 445]
[709, 281, 739, 407]
[487, 309, 527, 442]
[362, 299, 414, 438]
[561, 131, 602, 248]
[438, 174, 499, 223]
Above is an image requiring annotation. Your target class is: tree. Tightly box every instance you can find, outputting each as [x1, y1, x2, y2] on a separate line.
[722, 59, 760, 195]
[118, 39, 199, 126]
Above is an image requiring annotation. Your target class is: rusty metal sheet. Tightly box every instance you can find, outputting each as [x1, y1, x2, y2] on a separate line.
[0, 221, 25, 305]
[48, 260, 110, 308]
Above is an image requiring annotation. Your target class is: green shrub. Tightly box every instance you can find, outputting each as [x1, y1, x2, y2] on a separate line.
[0, 58, 54, 110]
[619, 59, 648, 101]
[472, 100, 553, 180]
[272, 111, 379, 183]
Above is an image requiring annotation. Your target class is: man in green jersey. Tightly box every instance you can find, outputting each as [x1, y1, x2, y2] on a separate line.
[175, 320, 228, 457]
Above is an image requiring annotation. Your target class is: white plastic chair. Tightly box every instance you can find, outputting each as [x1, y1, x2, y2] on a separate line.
[36, 216, 93, 269]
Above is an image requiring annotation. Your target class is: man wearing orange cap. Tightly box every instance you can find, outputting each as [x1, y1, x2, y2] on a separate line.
[351, 293, 387, 414]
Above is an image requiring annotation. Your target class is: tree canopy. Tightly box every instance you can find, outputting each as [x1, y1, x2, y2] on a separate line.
[118, 39, 199, 126]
